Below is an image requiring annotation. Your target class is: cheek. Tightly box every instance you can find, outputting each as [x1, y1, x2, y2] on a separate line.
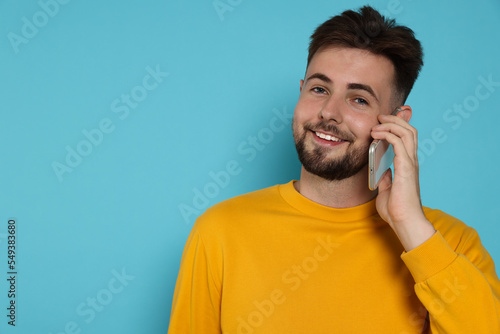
[345, 113, 379, 140]
[293, 98, 314, 122]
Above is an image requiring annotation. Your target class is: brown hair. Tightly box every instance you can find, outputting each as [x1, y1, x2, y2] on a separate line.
[307, 6, 423, 104]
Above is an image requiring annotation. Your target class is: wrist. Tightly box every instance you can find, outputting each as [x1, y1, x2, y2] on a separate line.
[392, 217, 436, 252]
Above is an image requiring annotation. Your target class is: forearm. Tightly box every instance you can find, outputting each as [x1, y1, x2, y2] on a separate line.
[402, 232, 500, 333]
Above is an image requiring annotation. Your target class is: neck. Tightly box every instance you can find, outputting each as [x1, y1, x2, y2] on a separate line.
[295, 166, 377, 208]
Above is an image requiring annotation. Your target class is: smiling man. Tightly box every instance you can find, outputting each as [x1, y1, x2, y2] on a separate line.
[168, 6, 500, 333]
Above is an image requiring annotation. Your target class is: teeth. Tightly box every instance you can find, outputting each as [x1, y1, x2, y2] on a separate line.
[315, 131, 342, 142]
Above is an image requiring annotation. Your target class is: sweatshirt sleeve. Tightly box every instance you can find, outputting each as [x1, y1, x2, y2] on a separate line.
[401, 229, 500, 333]
[167, 225, 222, 334]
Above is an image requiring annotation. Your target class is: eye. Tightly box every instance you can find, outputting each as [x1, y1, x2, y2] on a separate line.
[311, 87, 328, 95]
[353, 97, 369, 105]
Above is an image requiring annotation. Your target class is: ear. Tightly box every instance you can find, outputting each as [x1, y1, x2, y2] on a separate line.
[299, 79, 304, 92]
[397, 105, 412, 122]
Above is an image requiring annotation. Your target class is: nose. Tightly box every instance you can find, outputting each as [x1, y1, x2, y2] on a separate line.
[318, 95, 343, 123]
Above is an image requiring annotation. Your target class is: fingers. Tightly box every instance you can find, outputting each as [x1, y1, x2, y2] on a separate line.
[370, 115, 420, 182]
[371, 130, 413, 163]
[373, 115, 417, 143]
[371, 115, 418, 159]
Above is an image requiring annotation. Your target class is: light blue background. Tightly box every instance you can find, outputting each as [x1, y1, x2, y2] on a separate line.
[1, 0, 499, 332]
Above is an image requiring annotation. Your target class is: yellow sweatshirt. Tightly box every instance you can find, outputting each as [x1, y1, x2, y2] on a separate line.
[168, 181, 500, 333]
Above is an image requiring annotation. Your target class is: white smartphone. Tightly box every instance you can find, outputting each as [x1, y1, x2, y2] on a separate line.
[368, 107, 402, 190]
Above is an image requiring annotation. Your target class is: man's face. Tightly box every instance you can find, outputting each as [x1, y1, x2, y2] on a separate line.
[293, 47, 397, 181]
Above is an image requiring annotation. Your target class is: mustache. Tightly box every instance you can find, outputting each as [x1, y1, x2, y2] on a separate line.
[303, 121, 355, 142]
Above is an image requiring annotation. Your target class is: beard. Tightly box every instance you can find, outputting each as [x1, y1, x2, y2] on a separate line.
[293, 120, 370, 181]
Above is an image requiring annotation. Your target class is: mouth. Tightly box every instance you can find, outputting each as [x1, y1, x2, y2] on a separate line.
[314, 131, 345, 142]
[312, 131, 349, 145]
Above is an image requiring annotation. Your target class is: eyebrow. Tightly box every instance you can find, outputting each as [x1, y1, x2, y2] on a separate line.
[305, 72, 332, 84]
[305, 72, 380, 104]
[347, 83, 379, 103]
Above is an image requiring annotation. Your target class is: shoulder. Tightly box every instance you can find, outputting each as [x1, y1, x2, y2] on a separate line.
[423, 207, 469, 230]
[207, 183, 282, 215]
[423, 207, 480, 252]
[193, 183, 284, 235]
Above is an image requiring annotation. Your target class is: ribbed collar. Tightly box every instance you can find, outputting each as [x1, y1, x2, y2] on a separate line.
[278, 180, 379, 223]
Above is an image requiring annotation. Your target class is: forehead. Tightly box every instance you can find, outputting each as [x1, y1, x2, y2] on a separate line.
[306, 47, 396, 100]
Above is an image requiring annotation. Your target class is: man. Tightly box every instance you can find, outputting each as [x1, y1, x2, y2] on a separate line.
[168, 6, 500, 333]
